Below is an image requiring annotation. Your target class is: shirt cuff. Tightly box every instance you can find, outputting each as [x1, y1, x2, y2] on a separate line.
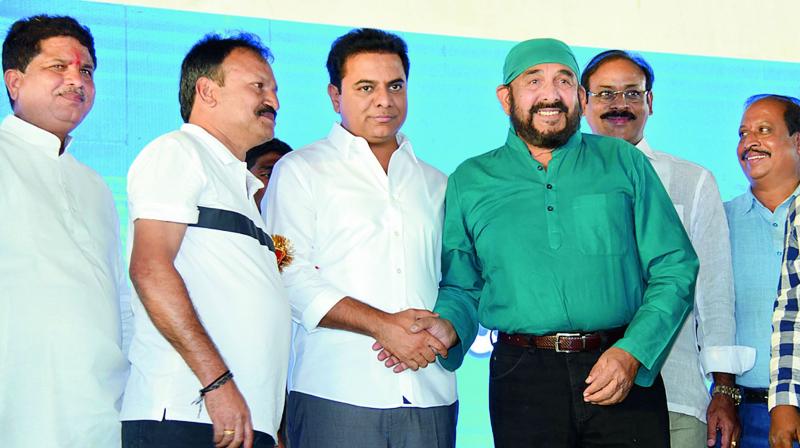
[700, 345, 756, 378]
[299, 288, 350, 332]
[129, 202, 199, 224]
[770, 386, 800, 410]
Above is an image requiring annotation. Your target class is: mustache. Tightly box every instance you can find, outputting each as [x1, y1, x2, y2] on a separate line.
[530, 100, 568, 114]
[741, 148, 770, 161]
[600, 110, 636, 120]
[56, 87, 86, 101]
[256, 104, 277, 120]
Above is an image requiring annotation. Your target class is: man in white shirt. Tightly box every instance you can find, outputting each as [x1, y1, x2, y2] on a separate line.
[581, 49, 754, 448]
[121, 33, 289, 448]
[264, 28, 458, 448]
[0, 14, 130, 447]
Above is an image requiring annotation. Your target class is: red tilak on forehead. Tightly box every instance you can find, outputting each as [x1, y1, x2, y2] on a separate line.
[69, 49, 84, 66]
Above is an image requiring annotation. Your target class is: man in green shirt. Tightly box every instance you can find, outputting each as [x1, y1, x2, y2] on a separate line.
[409, 38, 698, 446]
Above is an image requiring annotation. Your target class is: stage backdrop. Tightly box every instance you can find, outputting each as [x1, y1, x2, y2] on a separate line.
[2, 0, 799, 446]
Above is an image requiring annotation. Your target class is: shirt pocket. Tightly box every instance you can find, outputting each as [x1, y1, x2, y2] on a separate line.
[572, 193, 631, 256]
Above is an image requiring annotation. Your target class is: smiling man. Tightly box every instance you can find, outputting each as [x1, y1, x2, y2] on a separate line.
[582, 50, 754, 448]
[121, 33, 289, 448]
[411, 38, 698, 447]
[724, 94, 800, 448]
[263, 28, 457, 448]
[0, 14, 130, 448]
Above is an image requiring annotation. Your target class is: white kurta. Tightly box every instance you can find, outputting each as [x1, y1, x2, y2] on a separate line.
[0, 115, 130, 447]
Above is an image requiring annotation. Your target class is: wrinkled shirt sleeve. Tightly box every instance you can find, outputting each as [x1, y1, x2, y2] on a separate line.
[434, 175, 484, 371]
[691, 171, 755, 377]
[263, 157, 348, 331]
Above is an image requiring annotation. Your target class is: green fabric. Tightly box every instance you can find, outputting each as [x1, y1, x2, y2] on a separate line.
[434, 128, 698, 387]
[503, 38, 580, 84]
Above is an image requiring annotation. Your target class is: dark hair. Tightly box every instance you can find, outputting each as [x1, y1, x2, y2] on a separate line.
[326, 28, 409, 91]
[580, 49, 654, 92]
[179, 32, 273, 123]
[2, 14, 96, 107]
[245, 137, 292, 169]
[745, 94, 800, 136]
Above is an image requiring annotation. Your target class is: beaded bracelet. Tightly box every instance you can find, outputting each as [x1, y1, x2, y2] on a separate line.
[191, 370, 233, 416]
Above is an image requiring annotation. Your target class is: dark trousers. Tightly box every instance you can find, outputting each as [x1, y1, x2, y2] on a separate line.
[122, 418, 276, 448]
[489, 341, 669, 448]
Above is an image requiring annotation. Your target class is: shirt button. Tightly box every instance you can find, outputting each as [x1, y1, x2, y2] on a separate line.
[547, 206, 554, 212]
[396, 268, 402, 274]
[773, 223, 779, 227]
[778, 251, 783, 256]
[394, 231, 400, 237]
[537, 165, 543, 171]
[546, 184, 553, 190]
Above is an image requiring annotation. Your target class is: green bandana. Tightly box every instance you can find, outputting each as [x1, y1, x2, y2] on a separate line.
[502, 38, 580, 84]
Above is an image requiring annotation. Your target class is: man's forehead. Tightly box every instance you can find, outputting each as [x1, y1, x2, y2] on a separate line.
[521, 62, 576, 78]
[744, 99, 785, 121]
[37, 36, 91, 58]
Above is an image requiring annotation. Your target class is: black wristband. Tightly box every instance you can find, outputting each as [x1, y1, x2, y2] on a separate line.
[191, 370, 233, 413]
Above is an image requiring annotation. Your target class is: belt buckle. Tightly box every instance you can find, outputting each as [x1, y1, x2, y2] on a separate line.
[554, 332, 582, 353]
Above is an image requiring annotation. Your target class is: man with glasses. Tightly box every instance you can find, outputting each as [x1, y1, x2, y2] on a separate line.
[581, 50, 754, 448]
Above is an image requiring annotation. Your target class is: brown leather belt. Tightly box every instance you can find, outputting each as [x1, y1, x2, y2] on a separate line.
[498, 327, 626, 353]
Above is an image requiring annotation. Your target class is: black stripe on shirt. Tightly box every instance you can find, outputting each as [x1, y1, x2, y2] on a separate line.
[188, 206, 275, 253]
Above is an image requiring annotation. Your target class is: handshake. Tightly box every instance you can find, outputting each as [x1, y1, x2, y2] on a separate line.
[370, 309, 458, 373]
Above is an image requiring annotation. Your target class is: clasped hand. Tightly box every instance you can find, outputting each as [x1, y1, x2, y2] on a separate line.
[371, 310, 457, 373]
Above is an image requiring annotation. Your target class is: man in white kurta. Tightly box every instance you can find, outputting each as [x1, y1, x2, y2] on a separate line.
[582, 50, 754, 448]
[0, 15, 129, 447]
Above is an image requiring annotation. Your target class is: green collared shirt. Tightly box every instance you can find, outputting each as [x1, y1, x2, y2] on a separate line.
[434, 129, 698, 386]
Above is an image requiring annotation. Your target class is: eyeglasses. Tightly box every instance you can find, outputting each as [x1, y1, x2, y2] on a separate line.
[587, 89, 649, 104]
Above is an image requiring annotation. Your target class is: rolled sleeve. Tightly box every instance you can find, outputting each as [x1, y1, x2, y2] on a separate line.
[263, 155, 347, 331]
[701, 345, 756, 377]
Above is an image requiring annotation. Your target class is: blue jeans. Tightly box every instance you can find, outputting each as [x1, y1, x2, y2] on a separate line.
[122, 419, 276, 448]
[738, 402, 770, 448]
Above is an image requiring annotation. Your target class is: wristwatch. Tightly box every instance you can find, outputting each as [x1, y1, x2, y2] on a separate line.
[712, 384, 742, 406]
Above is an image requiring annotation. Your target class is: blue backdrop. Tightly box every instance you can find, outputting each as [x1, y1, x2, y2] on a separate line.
[2, 1, 799, 445]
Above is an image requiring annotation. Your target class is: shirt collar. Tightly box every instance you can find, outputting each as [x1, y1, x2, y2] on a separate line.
[1, 114, 72, 159]
[743, 184, 800, 214]
[635, 138, 657, 161]
[326, 122, 418, 164]
[504, 126, 583, 158]
[181, 123, 242, 166]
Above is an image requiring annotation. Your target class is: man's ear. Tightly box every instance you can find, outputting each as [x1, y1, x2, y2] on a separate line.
[195, 76, 218, 108]
[793, 132, 800, 157]
[327, 83, 341, 113]
[578, 86, 588, 116]
[496, 84, 512, 116]
[646, 90, 654, 116]
[4, 69, 23, 106]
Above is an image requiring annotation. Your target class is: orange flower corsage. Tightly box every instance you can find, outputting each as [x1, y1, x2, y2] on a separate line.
[271, 234, 294, 272]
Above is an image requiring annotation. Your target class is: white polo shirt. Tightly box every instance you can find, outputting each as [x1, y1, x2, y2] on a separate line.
[263, 123, 457, 409]
[121, 124, 290, 438]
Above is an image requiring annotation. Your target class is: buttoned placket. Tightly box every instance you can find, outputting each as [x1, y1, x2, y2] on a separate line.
[533, 156, 563, 250]
[350, 139, 416, 404]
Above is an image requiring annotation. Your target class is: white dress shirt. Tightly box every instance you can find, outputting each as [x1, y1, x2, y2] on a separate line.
[0, 114, 130, 447]
[637, 139, 754, 422]
[122, 124, 290, 438]
[264, 123, 457, 409]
